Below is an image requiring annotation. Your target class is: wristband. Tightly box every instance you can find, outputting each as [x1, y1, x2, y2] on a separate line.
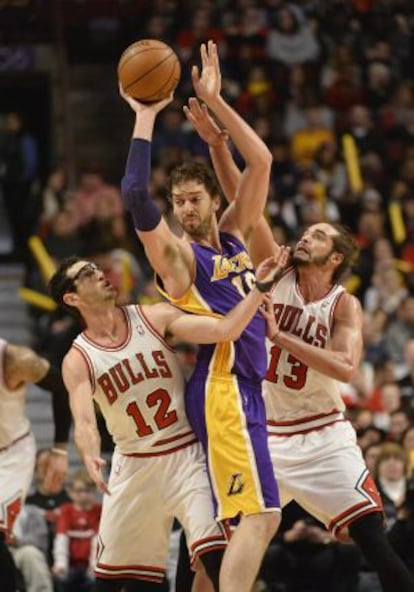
[51, 448, 68, 456]
[255, 279, 275, 293]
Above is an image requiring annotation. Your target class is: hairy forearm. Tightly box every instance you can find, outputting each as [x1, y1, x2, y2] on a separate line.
[74, 421, 101, 463]
[218, 287, 264, 341]
[207, 96, 272, 167]
[209, 142, 241, 203]
[272, 331, 357, 382]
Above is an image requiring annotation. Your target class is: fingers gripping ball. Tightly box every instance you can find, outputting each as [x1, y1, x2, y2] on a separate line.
[118, 39, 181, 102]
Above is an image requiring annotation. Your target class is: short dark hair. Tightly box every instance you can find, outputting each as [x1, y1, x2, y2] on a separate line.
[330, 223, 360, 282]
[48, 255, 83, 320]
[168, 161, 221, 200]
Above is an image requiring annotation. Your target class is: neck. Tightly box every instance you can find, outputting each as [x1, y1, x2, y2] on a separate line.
[296, 267, 334, 302]
[83, 305, 123, 343]
[185, 226, 221, 251]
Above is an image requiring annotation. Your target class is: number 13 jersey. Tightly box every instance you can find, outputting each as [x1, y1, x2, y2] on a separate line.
[72, 305, 197, 455]
[264, 268, 346, 435]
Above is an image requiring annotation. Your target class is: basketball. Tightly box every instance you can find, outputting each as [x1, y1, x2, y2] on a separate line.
[118, 39, 181, 103]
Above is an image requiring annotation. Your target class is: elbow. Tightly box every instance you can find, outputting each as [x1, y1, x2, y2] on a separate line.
[254, 150, 273, 171]
[218, 326, 243, 343]
[336, 360, 358, 383]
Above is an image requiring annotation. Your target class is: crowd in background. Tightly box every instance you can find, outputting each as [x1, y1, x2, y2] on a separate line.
[1, 1, 414, 591]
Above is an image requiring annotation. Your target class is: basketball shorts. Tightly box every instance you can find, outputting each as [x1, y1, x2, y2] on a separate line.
[95, 442, 227, 584]
[0, 432, 36, 537]
[267, 421, 383, 538]
[186, 375, 280, 521]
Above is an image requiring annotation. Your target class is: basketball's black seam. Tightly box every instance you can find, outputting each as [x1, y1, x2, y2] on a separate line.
[118, 46, 169, 72]
[123, 52, 174, 90]
[141, 60, 178, 100]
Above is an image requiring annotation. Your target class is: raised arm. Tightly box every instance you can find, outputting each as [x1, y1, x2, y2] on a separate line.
[166, 247, 290, 343]
[183, 97, 277, 265]
[5, 343, 70, 491]
[62, 349, 109, 494]
[268, 293, 363, 382]
[119, 87, 194, 298]
[191, 41, 272, 238]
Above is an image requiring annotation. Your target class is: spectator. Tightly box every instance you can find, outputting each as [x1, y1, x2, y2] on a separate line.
[53, 469, 101, 592]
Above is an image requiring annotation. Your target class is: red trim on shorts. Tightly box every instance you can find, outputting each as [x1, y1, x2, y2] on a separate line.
[95, 562, 165, 583]
[330, 506, 383, 536]
[190, 535, 227, 566]
[267, 419, 345, 437]
[267, 409, 340, 426]
[0, 430, 31, 453]
[153, 430, 195, 446]
[122, 437, 198, 457]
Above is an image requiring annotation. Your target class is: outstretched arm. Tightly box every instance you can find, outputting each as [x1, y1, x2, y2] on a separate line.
[184, 95, 277, 264]
[166, 247, 290, 343]
[119, 87, 194, 298]
[190, 41, 272, 238]
[62, 349, 110, 495]
[267, 293, 363, 382]
[5, 344, 70, 491]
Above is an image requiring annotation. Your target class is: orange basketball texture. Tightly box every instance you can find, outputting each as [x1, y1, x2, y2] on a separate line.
[118, 39, 181, 102]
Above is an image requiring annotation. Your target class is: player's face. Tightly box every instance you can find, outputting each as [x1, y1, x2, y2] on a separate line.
[171, 180, 219, 237]
[66, 260, 117, 303]
[293, 223, 338, 268]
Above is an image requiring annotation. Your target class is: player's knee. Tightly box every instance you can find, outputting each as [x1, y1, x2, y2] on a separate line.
[243, 510, 281, 543]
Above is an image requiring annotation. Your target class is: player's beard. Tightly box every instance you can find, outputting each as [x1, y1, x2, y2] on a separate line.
[293, 248, 335, 268]
[182, 213, 213, 238]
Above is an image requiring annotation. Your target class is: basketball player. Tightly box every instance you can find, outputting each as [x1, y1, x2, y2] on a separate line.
[0, 340, 71, 592]
[119, 40, 280, 592]
[184, 102, 414, 592]
[48, 252, 287, 592]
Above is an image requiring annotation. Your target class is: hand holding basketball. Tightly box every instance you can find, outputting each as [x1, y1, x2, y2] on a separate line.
[118, 39, 181, 103]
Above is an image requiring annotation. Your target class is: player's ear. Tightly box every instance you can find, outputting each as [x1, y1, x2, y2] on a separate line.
[63, 292, 79, 308]
[212, 194, 221, 212]
[331, 251, 344, 266]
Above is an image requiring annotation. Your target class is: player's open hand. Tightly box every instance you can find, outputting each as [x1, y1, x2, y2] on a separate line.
[119, 82, 173, 115]
[83, 454, 111, 495]
[183, 98, 228, 147]
[43, 449, 68, 493]
[256, 245, 291, 285]
[192, 40, 221, 104]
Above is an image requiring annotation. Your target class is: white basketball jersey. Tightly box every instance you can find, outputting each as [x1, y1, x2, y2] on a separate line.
[73, 305, 197, 455]
[264, 268, 346, 434]
[0, 339, 30, 449]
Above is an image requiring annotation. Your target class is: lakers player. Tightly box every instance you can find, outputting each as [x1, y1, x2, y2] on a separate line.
[120, 41, 280, 592]
[49, 251, 287, 592]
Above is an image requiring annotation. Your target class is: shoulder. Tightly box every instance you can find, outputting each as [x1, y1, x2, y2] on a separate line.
[140, 302, 183, 334]
[334, 292, 363, 324]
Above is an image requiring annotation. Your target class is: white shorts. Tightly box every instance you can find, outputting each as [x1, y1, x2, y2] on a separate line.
[95, 442, 226, 584]
[268, 421, 383, 537]
[0, 432, 36, 536]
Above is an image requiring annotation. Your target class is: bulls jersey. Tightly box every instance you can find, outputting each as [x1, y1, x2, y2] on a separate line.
[0, 338, 30, 449]
[264, 268, 346, 434]
[157, 232, 267, 382]
[72, 305, 197, 455]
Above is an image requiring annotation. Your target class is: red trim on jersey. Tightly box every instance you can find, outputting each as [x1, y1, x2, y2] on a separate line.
[295, 273, 338, 305]
[269, 266, 294, 296]
[72, 344, 96, 393]
[80, 307, 132, 351]
[267, 418, 346, 437]
[96, 562, 164, 573]
[136, 305, 175, 352]
[153, 429, 195, 446]
[329, 290, 345, 332]
[122, 437, 198, 457]
[267, 409, 341, 427]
